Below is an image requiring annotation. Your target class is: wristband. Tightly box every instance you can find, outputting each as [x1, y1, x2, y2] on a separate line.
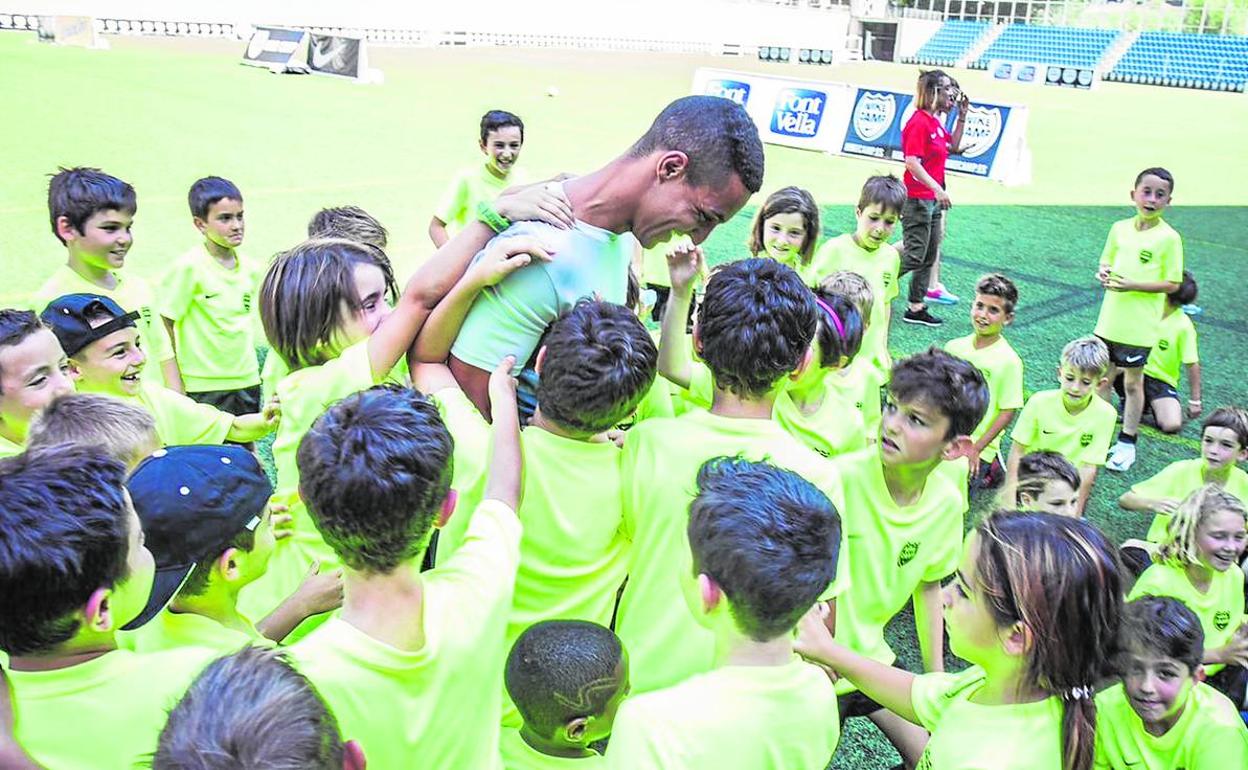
[476, 201, 511, 234]
[1189, 399, 1202, 405]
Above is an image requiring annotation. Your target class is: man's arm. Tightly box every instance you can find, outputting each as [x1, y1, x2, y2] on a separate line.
[485, 357, 522, 510]
[914, 580, 945, 674]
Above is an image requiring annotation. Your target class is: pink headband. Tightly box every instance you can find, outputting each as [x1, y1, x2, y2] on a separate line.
[814, 297, 845, 338]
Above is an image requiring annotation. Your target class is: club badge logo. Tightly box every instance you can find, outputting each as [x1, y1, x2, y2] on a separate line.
[851, 91, 896, 142]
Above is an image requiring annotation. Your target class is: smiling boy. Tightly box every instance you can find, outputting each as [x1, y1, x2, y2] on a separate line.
[0, 309, 76, 458]
[1006, 336, 1118, 516]
[429, 110, 529, 247]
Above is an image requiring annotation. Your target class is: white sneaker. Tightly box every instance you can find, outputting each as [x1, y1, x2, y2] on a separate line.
[1106, 441, 1137, 472]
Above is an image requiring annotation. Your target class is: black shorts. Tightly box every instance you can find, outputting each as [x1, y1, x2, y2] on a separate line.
[1144, 374, 1180, 404]
[1096, 336, 1151, 369]
[837, 660, 910, 720]
[187, 385, 262, 416]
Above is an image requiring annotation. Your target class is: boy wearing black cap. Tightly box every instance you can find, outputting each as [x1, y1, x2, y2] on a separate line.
[0, 445, 216, 770]
[121, 445, 342, 652]
[40, 293, 279, 446]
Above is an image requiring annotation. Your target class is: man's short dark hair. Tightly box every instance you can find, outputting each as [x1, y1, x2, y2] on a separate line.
[0, 309, 46, 388]
[889, 348, 989, 439]
[537, 301, 657, 434]
[1118, 596, 1204, 673]
[628, 95, 765, 193]
[505, 620, 625, 739]
[698, 258, 817, 399]
[188, 176, 243, 220]
[47, 167, 136, 245]
[155, 646, 346, 770]
[0, 446, 132, 655]
[297, 385, 453, 574]
[481, 110, 525, 144]
[688, 456, 841, 641]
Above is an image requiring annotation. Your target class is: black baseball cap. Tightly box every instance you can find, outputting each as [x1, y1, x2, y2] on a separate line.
[39, 293, 139, 358]
[122, 445, 273, 630]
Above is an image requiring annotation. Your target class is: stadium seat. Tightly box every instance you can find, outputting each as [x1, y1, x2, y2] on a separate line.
[974, 24, 1118, 69]
[913, 19, 990, 65]
[1110, 30, 1248, 91]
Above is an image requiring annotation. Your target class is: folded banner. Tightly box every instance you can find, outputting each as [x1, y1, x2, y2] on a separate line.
[691, 68, 1032, 186]
[307, 33, 366, 80]
[241, 26, 307, 70]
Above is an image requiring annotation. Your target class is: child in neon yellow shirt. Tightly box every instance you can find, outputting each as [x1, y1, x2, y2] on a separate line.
[1138, 270, 1201, 434]
[429, 109, 528, 247]
[289, 366, 523, 770]
[32, 166, 182, 391]
[820, 270, 885, 439]
[606, 458, 842, 770]
[155, 646, 367, 770]
[1095, 167, 1184, 473]
[40, 293, 278, 447]
[1006, 336, 1117, 516]
[621, 256, 846, 695]
[0, 309, 75, 458]
[806, 174, 906, 377]
[502, 620, 628, 769]
[797, 509, 1124, 770]
[119, 445, 341, 654]
[1129, 485, 1248, 692]
[1013, 451, 1081, 518]
[26, 392, 160, 472]
[0, 445, 217, 770]
[744, 186, 820, 278]
[159, 177, 266, 416]
[1120, 407, 1248, 548]
[1094, 596, 1248, 769]
[828, 348, 987, 768]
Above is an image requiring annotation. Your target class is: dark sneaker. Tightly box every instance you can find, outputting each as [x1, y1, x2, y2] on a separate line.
[903, 307, 943, 327]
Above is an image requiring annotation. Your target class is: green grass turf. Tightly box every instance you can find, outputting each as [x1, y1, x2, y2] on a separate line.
[2, 31, 1247, 769]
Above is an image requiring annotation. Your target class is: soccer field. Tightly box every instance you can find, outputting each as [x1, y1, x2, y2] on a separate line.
[2, 30, 1247, 768]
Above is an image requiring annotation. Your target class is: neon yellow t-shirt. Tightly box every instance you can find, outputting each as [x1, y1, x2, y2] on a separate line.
[912, 666, 1064, 770]
[500, 728, 604, 769]
[776, 371, 868, 459]
[604, 659, 840, 770]
[1095, 218, 1184, 348]
[31, 263, 175, 388]
[158, 245, 265, 392]
[1093, 681, 1248, 770]
[237, 339, 376, 629]
[0, 433, 22, 459]
[1142, 308, 1198, 389]
[8, 646, 216, 770]
[943, 333, 1024, 462]
[630, 373, 676, 424]
[1011, 389, 1118, 467]
[291, 498, 521, 770]
[117, 381, 234, 446]
[1131, 458, 1248, 543]
[428, 387, 495, 564]
[806, 234, 900, 376]
[640, 233, 694, 288]
[435, 163, 525, 237]
[617, 408, 846, 694]
[118, 607, 268, 654]
[1128, 560, 1245, 675]
[832, 448, 963, 686]
[829, 357, 884, 440]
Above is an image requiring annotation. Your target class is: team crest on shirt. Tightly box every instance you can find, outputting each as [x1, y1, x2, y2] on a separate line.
[882, 271, 894, 288]
[916, 751, 932, 770]
[897, 541, 920, 567]
[1139, 249, 1154, 264]
[1079, 433, 1094, 447]
[1214, 610, 1231, 631]
[243, 292, 253, 313]
[1157, 339, 1170, 351]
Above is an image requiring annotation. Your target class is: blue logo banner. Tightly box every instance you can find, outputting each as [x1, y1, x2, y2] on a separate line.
[771, 88, 827, 138]
[705, 79, 751, 106]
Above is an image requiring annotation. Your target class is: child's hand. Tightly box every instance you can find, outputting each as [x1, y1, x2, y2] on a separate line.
[1096, 265, 1111, 285]
[793, 603, 838, 666]
[1186, 400, 1203, 418]
[1154, 498, 1181, 516]
[469, 236, 554, 289]
[1103, 273, 1135, 292]
[488, 355, 519, 412]
[261, 394, 281, 429]
[269, 502, 295, 541]
[666, 242, 705, 297]
[495, 182, 575, 230]
[294, 560, 345, 618]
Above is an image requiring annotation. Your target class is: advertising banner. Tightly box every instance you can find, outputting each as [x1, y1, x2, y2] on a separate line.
[1043, 65, 1097, 90]
[693, 68, 855, 153]
[36, 16, 99, 48]
[307, 33, 366, 80]
[988, 59, 1047, 86]
[241, 25, 307, 69]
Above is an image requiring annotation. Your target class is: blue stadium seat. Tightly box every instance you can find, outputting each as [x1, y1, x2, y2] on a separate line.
[974, 24, 1119, 69]
[1110, 30, 1248, 91]
[914, 19, 990, 66]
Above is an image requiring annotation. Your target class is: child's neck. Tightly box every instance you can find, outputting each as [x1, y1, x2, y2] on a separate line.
[485, 161, 509, 181]
[340, 563, 427, 651]
[563, 158, 644, 235]
[7, 633, 118, 672]
[517, 726, 596, 759]
[714, 626, 793, 668]
[530, 408, 603, 443]
[710, 387, 777, 420]
[1134, 214, 1161, 232]
[1202, 459, 1232, 485]
[169, 585, 253, 635]
[203, 238, 237, 265]
[972, 665, 1049, 706]
[1162, 303, 1179, 319]
[880, 456, 934, 506]
[66, 251, 116, 289]
[1062, 395, 1092, 417]
[0, 418, 26, 446]
[850, 233, 879, 253]
[1143, 698, 1187, 737]
[786, 366, 827, 413]
[972, 331, 1002, 350]
[1183, 561, 1214, 593]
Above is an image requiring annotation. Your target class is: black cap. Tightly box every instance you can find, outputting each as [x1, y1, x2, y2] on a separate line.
[122, 445, 273, 630]
[40, 293, 139, 358]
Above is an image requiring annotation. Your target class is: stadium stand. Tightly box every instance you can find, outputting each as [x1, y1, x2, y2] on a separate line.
[973, 24, 1119, 68]
[911, 19, 989, 66]
[1107, 30, 1248, 91]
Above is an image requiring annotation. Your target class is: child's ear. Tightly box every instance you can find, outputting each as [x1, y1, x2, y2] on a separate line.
[1194, 664, 1207, 684]
[55, 215, 80, 243]
[534, 345, 548, 376]
[1098, 376, 1110, 390]
[192, 216, 208, 235]
[790, 345, 815, 381]
[342, 740, 367, 770]
[942, 435, 974, 462]
[435, 489, 458, 529]
[691, 324, 703, 356]
[1003, 311, 1015, 326]
[698, 573, 723, 614]
[83, 587, 114, 633]
[1002, 620, 1031, 657]
[217, 548, 242, 583]
[562, 716, 590, 743]
[66, 359, 83, 379]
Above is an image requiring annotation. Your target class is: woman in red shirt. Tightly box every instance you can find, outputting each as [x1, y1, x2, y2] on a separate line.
[899, 69, 967, 327]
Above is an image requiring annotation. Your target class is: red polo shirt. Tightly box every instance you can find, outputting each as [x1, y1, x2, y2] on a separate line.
[901, 109, 950, 200]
